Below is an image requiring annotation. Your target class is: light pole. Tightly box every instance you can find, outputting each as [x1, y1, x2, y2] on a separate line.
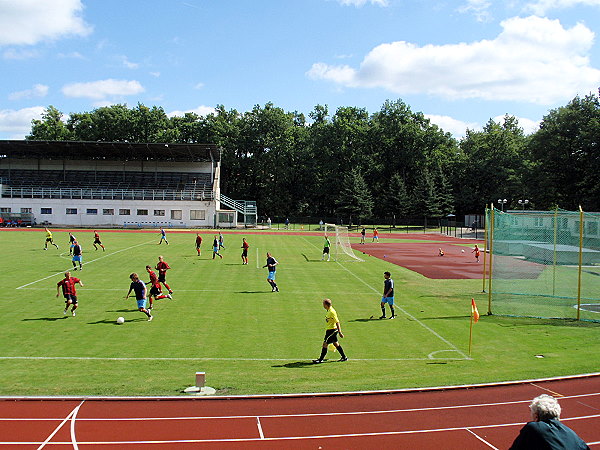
[518, 199, 529, 210]
[497, 198, 507, 212]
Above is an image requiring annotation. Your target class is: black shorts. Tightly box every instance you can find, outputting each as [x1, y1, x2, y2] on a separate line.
[94, 238, 102, 244]
[242, 249, 248, 257]
[323, 247, 330, 254]
[158, 273, 166, 282]
[46, 238, 53, 242]
[150, 286, 161, 296]
[323, 329, 339, 344]
[64, 294, 77, 304]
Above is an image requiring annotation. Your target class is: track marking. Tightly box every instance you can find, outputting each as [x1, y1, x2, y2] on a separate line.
[16, 240, 154, 290]
[301, 236, 470, 360]
[70, 400, 84, 450]
[466, 428, 499, 449]
[36, 401, 83, 449]
[530, 383, 564, 397]
[256, 417, 265, 439]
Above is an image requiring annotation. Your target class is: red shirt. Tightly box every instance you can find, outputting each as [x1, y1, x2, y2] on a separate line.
[242, 241, 249, 250]
[196, 236, 202, 245]
[57, 277, 80, 296]
[94, 232, 100, 239]
[156, 261, 170, 274]
[148, 270, 160, 289]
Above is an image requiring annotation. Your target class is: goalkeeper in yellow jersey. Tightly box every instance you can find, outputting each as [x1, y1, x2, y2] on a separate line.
[44, 227, 59, 250]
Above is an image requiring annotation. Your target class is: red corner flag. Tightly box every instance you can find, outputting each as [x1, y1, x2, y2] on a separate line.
[471, 298, 480, 323]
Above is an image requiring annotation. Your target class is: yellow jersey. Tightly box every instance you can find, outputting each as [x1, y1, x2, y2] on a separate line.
[46, 230, 53, 239]
[325, 306, 339, 330]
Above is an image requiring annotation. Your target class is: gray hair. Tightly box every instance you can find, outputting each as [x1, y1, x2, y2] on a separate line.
[530, 394, 561, 421]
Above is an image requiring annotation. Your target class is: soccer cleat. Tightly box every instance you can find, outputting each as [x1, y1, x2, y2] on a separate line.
[379, 315, 386, 319]
[73, 267, 77, 271]
[72, 311, 76, 316]
[390, 315, 396, 319]
[168, 290, 173, 294]
[312, 359, 323, 364]
[167, 294, 172, 299]
[275, 287, 279, 292]
[44, 248, 47, 250]
[63, 309, 67, 315]
[338, 357, 348, 362]
[148, 315, 153, 322]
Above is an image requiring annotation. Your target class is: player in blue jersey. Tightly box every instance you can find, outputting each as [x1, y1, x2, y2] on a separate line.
[125, 273, 153, 321]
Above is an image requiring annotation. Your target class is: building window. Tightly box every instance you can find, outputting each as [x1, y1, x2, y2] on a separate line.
[137, 209, 149, 216]
[103, 209, 114, 215]
[0, 207, 11, 213]
[534, 217, 544, 227]
[154, 210, 165, 217]
[588, 222, 598, 235]
[171, 210, 182, 220]
[66, 208, 77, 215]
[41, 208, 52, 215]
[119, 209, 131, 216]
[20, 208, 32, 213]
[190, 210, 206, 220]
[557, 217, 568, 230]
[86, 209, 98, 215]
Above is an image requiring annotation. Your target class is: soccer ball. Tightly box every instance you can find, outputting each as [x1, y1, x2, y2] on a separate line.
[461, 249, 465, 253]
[116, 317, 125, 324]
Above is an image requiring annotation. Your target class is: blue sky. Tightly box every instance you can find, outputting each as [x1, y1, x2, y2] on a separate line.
[0, 0, 599, 140]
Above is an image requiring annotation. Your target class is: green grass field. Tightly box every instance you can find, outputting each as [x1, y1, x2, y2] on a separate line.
[1, 228, 599, 397]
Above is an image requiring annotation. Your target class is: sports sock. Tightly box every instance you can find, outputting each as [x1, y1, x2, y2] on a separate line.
[319, 347, 327, 360]
[390, 306, 395, 316]
[381, 306, 386, 316]
[337, 345, 346, 359]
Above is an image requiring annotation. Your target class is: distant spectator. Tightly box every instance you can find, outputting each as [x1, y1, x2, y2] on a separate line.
[267, 217, 272, 229]
[510, 394, 589, 450]
[285, 217, 290, 230]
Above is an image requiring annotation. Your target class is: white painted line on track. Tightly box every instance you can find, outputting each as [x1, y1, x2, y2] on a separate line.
[16, 240, 154, 290]
[70, 400, 84, 450]
[466, 428, 499, 449]
[301, 236, 470, 360]
[36, 401, 83, 449]
[256, 417, 265, 439]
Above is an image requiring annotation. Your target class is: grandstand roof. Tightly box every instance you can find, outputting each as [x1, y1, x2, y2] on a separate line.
[0, 140, 220, 162]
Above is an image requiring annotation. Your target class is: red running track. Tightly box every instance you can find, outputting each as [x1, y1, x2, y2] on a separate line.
[1, 374, 599, 449]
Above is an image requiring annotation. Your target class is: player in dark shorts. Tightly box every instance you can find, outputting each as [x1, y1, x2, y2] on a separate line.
[44, 227, 59, 250]
[312, 298, 348, 363]
[360, 227, 366, 244]
[93, 230, 105, 251]
[158, 227, 169, 245]
[380, 271, 396, 319]
[212, 236, 223, 259]
[155, 255, 173, 294]
[263, 252, 279, 292]
[56, 271, 83, 317]
[241, 238, 249, 265]
[145, 265, 171, 310]
[195, 233, 202, 256]
[71, 240, 83, 270]
[125, 273, 153, 321]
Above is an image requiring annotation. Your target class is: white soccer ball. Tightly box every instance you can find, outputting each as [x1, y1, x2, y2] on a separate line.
[116, 317, 125, 324]
[461, 249, 465, 253]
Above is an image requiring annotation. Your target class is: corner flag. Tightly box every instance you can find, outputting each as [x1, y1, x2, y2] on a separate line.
[471, 298, 480, 323]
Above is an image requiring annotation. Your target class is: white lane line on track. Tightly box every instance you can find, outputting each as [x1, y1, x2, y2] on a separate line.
[4, 395, 597, 422]
[7, 414, 599, 446]
[36, 401, 83, 449]
[301, 236, 470, 360]
[70, 400, 84, 450]
[466, 428, 500, 449]
[16, 240, 154, 290]
[256, 417, 265, 439]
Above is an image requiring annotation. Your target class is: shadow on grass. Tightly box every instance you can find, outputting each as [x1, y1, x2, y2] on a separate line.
[301, 253, 321, 262]
[88, 318, 147, 325]
[349, 317, 384, 323]
[22, 316, 68, 322]
[272, 361, 321, 368]
[107, 309, 135, 313]
[237, 291, 267, 294]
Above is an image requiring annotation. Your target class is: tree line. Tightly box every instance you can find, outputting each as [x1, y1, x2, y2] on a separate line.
[26, 95, 600, 221]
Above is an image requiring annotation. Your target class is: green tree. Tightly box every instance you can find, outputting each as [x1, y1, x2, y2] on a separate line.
[336, 169, 373, 223]
[26, 106, 72, 140]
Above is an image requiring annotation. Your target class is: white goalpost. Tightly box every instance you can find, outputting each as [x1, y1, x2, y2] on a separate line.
[324, 223, 364, 262]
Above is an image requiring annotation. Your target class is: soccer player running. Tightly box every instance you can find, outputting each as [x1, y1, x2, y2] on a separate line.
[372, 228, 379, 243]
[212, 236, 223, 259]
[71, 240, 83, 270]
[56, 271, 83, 316]
[155, 255, 173, 294]
[313, 298, 348, 363]
[241, 238, 249, 265]
[321, 235, 331, 261]
[195, 233, 202, 256]
[44, 227, 59, 250]
[125, 273, 153, 321]
[263, 252, 279, 292]
[92, 230, 105, 251]
[68, 232, 76, 255]
[218, 232, 226, 249]
[380, 271, 396, 319]
[145, 265, 171, 310]
[472, 244, 480, 262]
[158, 227, 169, 245]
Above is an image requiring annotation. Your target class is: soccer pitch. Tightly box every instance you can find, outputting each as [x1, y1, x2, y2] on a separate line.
[1, 229, 599, 396]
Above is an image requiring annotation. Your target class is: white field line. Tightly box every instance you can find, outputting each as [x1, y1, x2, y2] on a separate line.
[1, 396, 598, 422]
[6, 414, 599, 446]
[0, 355, 465, 362]
[301, 236, 470, 360]
[16, 240, 154, 290]
[16, 287, 375, 295]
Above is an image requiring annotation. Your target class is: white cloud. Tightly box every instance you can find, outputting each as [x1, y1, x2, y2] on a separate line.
[457, 0, 493, 22]
[120, 55, 139, 69]
[57, 51, 85, 59]
[150, 71, 161, 78]
[335, 0, 388, 6]
[2, 48, 39, 60]
[167, 106, 216, 118]
[0, 106, 45, 138]
[62, 79, 145, 100]
[0, 0, 92, 46]
[492, 114, 541, 134]
[307, 16, 600, 105]
[425, 114, 479, 138]
[8, 84, 49, 101]
[524, 0, 600, 15]
[193, 82, 205, 90]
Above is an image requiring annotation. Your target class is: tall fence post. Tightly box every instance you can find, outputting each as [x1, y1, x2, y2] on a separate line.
[487, 207, 495, 315]
[577, 206, 584, 320]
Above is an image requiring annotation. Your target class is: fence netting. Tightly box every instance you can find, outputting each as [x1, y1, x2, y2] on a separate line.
[487, 207, 600, 322]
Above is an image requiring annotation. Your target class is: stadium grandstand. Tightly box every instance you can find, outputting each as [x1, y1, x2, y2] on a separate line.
[0, 140, 257, 228]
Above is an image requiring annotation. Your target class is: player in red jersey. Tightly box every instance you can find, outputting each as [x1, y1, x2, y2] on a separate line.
[241, 238, 249, 265]
[93, 230, 105, 251]
[195, 233, 202, 256]
[155, 255, 173, 294]
[145, 265, 171, 310]
[56, 271, 84, 316]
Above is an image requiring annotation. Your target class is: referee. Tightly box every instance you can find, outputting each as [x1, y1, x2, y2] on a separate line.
[313, 298, 348, 363]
